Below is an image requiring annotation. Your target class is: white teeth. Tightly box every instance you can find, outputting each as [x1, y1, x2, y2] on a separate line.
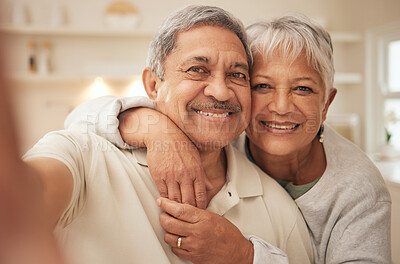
[263, 122, 298, 130]
[196, 110, 229, 118]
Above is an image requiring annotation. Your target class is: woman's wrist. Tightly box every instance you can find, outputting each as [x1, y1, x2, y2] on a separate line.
[119, 107, 158, 148]
[119, 107, 191, 150]
[145, 114, 193, 153]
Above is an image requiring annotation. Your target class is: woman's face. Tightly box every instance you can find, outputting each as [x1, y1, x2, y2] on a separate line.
[246, 51, 336, 157]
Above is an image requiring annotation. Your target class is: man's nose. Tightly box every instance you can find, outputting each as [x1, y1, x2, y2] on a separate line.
[203, 74, 235, 102]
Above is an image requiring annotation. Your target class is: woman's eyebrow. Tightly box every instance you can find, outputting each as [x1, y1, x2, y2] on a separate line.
[252, 74, 271, 79]
[293, 77, 318, 84]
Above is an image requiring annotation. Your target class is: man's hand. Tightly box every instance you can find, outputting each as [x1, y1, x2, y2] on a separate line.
[157, 197, 254, 264]
[119, 108, 210, 209]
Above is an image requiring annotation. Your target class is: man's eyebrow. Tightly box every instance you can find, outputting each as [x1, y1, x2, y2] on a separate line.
[193, 56, 209, 63]
[183, 56, 209, 65]
[181, 57, 248, 72]
[234, 62, 249, 72]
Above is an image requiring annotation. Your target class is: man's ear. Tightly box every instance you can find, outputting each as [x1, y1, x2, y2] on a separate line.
[142, 67, 159, 100]
[322, 88, 337, 121]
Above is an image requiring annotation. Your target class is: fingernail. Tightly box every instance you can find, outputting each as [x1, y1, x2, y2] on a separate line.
[156, 198, 161, 206]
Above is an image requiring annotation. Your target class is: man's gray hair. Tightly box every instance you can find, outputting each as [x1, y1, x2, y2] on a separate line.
[246, 14, 335, 95]
[147, 5, 252, 81]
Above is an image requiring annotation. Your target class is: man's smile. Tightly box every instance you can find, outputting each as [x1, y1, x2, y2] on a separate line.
[194, 109, 231, 118]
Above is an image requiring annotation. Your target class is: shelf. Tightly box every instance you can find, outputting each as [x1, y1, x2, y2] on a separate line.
[6, 74, 141, 84]
[0, 25, 362, 42]
[334, 72, 362, 84]
[0, 24, 154, 37]
[330, 32, 362, 43]
[6, 74, 84, 84]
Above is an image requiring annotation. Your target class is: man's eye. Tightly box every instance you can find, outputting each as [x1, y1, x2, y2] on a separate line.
[231, 72, 246, 79]
[187, 67, 206, 73]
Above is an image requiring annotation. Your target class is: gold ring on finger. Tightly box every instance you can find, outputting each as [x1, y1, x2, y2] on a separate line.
[177, 237, 182, 249]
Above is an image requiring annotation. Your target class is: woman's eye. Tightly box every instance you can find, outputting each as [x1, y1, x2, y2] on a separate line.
[252, 83, 271, 90]
[294, 86, 313, 94]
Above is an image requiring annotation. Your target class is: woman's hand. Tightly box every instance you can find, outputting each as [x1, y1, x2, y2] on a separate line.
[119, 108, 210, 209]
[157, 197, 254, 264]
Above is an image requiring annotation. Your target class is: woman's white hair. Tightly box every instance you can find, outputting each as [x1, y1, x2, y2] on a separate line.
[246, 14, 335, 96]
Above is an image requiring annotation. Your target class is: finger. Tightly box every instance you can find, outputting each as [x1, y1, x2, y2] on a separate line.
[164, 233, 193, 251]
[159, 212, 192, 236]
[154, 179, 168, 198]
[166, 179, 181, 203]
[193, 174, 207, 209]
[205, 177, 213, 191]
[157, 197, 201, 223]
[171, 247, 193, 261]
[180, 180, 196, 207]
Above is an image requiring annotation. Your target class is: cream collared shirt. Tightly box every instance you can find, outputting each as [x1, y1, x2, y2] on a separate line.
[24, 127, 313, 264]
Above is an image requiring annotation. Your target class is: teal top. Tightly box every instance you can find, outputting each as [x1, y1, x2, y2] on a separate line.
[244, 137, 319, 200]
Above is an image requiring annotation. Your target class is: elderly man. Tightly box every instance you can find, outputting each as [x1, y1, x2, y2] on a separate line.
[21, 5, 312, 264]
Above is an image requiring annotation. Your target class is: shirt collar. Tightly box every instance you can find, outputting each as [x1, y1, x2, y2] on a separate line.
[225, 144, 263, 198]
[132, 144, 263, 214]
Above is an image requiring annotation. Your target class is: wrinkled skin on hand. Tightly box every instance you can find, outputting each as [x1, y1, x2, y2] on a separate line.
[119, 108, 210, 209]
[147, 142, 209, 209]
[157, 198, 254, 264]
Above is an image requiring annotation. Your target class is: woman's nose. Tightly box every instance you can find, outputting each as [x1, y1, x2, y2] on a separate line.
[268, 89, 293, 115]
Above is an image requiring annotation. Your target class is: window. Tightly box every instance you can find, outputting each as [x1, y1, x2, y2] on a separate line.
[384, 99, 400, 148]
[366, 22, 400, 155]
[383, 41, 400, 149]
[388, 40, 400, 93]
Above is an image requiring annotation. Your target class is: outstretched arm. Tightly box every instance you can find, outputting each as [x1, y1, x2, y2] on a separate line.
[0, 74, 68, 264]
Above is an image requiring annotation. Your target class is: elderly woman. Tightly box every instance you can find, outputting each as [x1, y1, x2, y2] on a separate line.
[237, 16, 391, 262]
[66, 14, 391, 263]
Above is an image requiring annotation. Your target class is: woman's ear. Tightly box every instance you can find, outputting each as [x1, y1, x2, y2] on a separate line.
[142, 67, 159, 100]
[322, 88, 337, 121]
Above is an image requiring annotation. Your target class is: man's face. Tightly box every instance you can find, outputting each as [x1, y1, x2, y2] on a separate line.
[153, 26, 251, 151]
